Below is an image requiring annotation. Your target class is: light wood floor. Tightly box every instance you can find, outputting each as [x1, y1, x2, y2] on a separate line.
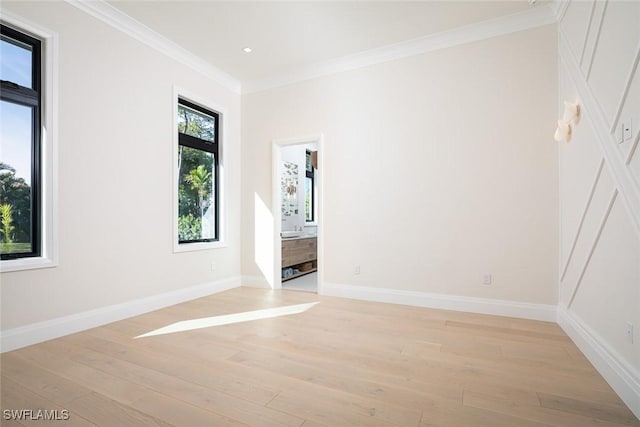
[1, 287, 638, 426]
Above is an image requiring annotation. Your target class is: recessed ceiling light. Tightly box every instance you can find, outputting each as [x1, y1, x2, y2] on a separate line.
[243, 47, 252, 53]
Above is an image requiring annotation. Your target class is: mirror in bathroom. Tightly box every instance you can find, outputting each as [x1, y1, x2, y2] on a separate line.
[281, 161, 299, 216]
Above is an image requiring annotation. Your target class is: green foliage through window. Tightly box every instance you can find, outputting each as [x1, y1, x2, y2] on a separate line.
[0, 162, 33, 255]
[178, 148, 215, 241]
[178, 104, 215, 142]
[177, 98, 219, 243]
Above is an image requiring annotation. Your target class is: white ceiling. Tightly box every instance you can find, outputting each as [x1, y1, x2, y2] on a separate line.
[107, 1, 550, 88]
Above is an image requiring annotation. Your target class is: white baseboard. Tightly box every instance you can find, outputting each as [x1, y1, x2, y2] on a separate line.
[241, 275, 272, 288]
[322, 282, 557, 322]
[557, 306, 640, 420]
[0, 276, 241, 353]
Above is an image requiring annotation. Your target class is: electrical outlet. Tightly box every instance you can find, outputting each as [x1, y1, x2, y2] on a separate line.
[623, 119, 633, 141]
[619, 119, 633, 143]
[354, 265, 361, 275]
[210, 262, 217, 272]
[627, 322, 634, 344]
[482, 273, 492, 285]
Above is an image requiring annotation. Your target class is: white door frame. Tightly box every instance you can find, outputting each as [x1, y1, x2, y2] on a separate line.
[272, 134, 324, 293]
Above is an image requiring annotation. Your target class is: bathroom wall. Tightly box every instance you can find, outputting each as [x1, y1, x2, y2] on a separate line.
[556, 0, 640, 417]
[241, 24, 558, 307]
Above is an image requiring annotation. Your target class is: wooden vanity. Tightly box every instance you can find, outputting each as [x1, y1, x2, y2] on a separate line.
[282, 236, 317, 281]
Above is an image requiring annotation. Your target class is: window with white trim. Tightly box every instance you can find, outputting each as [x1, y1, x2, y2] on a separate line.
[1, 17, 56, 272]
[176, 98, 220, 245]
[1, 23, 42, 260]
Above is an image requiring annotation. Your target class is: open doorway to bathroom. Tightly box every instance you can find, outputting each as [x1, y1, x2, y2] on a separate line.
[272, 136, 323, 294]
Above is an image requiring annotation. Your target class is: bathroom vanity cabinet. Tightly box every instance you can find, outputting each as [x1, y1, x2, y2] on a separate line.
[282, 236, 317, 281]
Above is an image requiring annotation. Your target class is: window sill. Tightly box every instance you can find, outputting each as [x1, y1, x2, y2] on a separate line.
[173, 240, 227, 253]
[1, 256, 57, 273]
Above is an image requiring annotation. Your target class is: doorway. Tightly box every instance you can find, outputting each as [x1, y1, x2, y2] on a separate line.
[272, 135, 323, 294]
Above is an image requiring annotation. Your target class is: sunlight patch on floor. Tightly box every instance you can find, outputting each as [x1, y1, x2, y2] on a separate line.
[135, 301, 319, 338]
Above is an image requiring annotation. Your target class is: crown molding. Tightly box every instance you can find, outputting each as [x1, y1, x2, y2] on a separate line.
[242, 4, 557, 94]
[64, 1, 557, 96]
[64, 0, 241, 94]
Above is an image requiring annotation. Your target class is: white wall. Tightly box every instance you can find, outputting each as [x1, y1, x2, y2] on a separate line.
[0, 2, 241, 333]
[242, 25, 558, 306]
[556, 0, 640, 417]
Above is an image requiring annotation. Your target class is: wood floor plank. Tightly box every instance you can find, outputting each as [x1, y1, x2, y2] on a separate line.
[267, 391, 401, 427]
[420, 400, 551, 427]
[463, 380, 542, 407]
[66, 392, 172, 427]
[439, 341, 503, 359]
[1, 354, 91, 405]
[255, 326, 610, 406]
[62, 331, 279, 406]
[229, 350, 424, 426]
[231, 343, 455, 401]
[0, 418, 27, 427]
[129, 393, 249, 427]
[1, 288, 637, 426]
[54, 341, 304, 427]
[11, 347, 245, 426]
[538, 393, 640, 426]
[14, 346, 158, 406]
[1, 376, 97, 427]
[92, 322, 240, 359]
[464, 389, 637, 427]
[300, 419, 329, 427]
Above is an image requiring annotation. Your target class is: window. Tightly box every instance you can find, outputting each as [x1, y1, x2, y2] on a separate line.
[176, 98, 219, 245]
[1, 24, 41, 260]
[305, 150, 315, 223]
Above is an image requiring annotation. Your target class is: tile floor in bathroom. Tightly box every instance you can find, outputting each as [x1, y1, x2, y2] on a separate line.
[282, 272, 317, 293]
